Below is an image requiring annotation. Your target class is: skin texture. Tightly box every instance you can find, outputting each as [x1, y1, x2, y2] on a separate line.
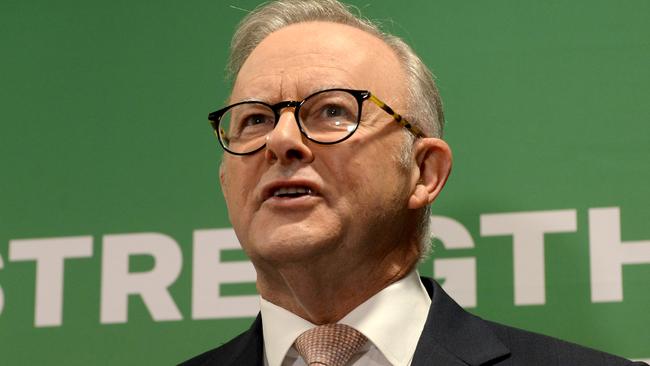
[220, 21, 452, 324]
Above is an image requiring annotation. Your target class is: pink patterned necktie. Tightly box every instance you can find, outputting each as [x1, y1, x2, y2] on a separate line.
[294, 323, 367, 366]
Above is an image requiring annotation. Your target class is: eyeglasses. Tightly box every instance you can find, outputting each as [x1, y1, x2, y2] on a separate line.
[208, 88, 424, 155]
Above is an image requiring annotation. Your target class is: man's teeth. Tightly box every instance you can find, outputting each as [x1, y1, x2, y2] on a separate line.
[273, 187, 313, 197]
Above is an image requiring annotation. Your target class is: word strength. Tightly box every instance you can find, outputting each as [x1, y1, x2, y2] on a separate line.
[2, 207, 649, 327]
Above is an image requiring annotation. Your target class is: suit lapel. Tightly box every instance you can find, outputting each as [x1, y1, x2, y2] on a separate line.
[412, 278, 510, 366]
[228, 314, 265, 366]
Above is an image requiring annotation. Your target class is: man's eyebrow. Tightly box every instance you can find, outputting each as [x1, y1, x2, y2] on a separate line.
[307, 84, 355, 95]
[238, 96, 265, 103]
[226, 95, 266, 104]
[226, 84, 357, 105]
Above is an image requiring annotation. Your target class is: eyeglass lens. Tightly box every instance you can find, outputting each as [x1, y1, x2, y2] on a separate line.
[219, 89, 360, 154]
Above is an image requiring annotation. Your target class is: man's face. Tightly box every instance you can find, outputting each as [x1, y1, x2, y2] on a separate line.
[220, 22, 419, 272]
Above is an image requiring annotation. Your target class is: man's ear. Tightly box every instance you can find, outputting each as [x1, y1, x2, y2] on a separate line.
[408, 137, 452, 209]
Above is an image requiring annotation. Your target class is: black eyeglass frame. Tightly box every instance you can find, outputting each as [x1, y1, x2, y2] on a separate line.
[208, 88, 425, 156]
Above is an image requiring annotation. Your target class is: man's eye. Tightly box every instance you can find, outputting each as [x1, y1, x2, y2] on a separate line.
[319, 104, 351, 120]
[323, 105, 344, 117]
[242, 114, 269, 126]
[231, 112, 273, 138]
[237, 113, 274, 130]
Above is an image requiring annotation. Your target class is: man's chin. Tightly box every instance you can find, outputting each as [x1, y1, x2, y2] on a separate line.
[248, 228, 341, 265]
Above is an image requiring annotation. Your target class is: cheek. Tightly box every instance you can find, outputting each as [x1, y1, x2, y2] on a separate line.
[332, 154, 389, 205]
[222, 157, 260, 191]
[343, 148, 411, 207]
[220, 163, 252, 217]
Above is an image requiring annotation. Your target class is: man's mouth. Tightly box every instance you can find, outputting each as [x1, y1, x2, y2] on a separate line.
[262, 180, 320, 203]
[271, 186, 314, 198]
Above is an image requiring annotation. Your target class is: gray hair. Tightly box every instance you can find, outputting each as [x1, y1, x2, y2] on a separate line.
[226, 0, 442, 259]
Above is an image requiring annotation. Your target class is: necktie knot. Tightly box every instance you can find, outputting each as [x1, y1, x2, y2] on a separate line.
[294, 323, 367, 366]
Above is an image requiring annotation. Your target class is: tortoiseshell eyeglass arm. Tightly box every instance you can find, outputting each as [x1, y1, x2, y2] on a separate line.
[367, 94, 426, 138]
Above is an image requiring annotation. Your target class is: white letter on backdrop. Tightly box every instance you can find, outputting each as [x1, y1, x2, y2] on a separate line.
[100, 233, 182, 324]
[430, 216, 477, 308]
[589, 207, 650, 302]
[481, 210, 577, 305]
[192, 228, 258, 319]
[9, 236, 93, 327]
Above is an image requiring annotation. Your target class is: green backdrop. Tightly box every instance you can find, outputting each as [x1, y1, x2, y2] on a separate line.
[1, 0, 648, 364]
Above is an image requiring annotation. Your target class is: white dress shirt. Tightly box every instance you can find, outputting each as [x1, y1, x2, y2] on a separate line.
[260, 270, 431, 366]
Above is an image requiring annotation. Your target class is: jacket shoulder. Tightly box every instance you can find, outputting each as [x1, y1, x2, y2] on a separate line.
[177, 332, 249, 366]
[178, 316, 264, 366]
[484, 319, 645, 365]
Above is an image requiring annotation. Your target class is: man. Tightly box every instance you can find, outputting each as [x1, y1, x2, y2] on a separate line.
[182, 0, 646, 365]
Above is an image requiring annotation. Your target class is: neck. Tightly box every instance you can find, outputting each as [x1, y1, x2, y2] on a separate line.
[255, 243, 419, 324]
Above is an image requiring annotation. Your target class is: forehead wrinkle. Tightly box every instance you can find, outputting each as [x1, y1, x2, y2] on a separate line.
[231, 65, 359, 104]
[279, 70, 285, 105]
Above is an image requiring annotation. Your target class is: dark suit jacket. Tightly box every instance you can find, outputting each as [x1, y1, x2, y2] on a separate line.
[180, 278, 646, 365]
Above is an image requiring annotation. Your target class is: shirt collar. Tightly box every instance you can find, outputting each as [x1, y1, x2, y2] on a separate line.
[260, 296, 314, 366]
[260, 270, 431, 366]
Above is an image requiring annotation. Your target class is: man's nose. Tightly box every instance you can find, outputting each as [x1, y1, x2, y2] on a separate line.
[264, 110, 314, 164]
